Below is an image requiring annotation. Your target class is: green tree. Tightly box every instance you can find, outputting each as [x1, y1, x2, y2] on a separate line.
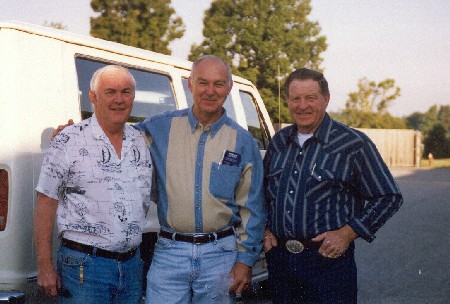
[423, 123, 450, 158]
[405, 105, 447, 135]
[406, 105, 450, 158]
[437, 105, 450, 134]
[345, 77, 400, 114]
[332, 77, 404, 128]
[90, 0, 185, 55]
[331, 110, 406, 129]
[189, 0, 327, 123]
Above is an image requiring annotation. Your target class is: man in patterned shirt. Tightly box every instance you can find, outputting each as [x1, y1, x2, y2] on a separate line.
[263, 68, 403, 303]
[34, 65, 153, 303]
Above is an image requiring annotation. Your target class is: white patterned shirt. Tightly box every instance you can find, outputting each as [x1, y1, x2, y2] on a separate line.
[36, 114, 153, 252]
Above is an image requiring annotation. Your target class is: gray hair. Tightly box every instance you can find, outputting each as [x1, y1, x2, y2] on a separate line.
[189, 55, 232, 85]
[90, 65, 136, 94]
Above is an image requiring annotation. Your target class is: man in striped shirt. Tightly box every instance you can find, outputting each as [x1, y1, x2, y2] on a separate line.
[263, 68, 403, 303]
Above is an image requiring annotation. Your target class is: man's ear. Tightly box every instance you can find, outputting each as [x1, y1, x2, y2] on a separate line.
[324, 93, 331, 109]
[228, 80, 233, 94]
[88, 90, 96, 105]
[187, 77, 193, 93]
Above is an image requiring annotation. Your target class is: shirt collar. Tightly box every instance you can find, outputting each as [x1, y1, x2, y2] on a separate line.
[90, 113, 105, 140]
[188, 107, 228, 138]
[90, 113, 134, 142]
[287, 113, 333, 145]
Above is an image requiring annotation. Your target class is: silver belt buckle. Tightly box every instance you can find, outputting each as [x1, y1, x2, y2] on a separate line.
[286, 240, 305, 254]
[192, 233, 204, 244]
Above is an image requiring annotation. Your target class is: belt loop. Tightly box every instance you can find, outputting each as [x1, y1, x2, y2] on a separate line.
[212, 232, 218, 244]
[171, 232, 177, 242]
[232, 225, 238, 239]
[92, 247, 97, 257]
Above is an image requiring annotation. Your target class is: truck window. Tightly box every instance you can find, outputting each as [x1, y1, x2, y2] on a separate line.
[75, 57, 177, 123]
[239, 91, 270, 149]
[181, 78, 237, 121]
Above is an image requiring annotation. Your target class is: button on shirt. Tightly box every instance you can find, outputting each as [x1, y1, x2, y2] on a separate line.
[264, 114, 403, 242]
[36, 114, 153, 252]
[136, 108, 266, 266]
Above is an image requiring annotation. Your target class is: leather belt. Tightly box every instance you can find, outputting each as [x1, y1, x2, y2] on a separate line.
[277, 238, 322, 254]
[61, 238, 137, 262]
[159, 227, 235, 244]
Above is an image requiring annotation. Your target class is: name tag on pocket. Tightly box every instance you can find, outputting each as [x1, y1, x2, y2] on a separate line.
[220, 150, 241, 167]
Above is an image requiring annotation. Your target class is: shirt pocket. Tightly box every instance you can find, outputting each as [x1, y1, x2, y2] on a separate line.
[306, 169, 343, 201]
[267, 167, 283, 198]
[209, 162, 241, 201]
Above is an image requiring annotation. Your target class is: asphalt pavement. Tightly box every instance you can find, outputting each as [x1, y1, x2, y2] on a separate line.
[356, 167, 450, 304]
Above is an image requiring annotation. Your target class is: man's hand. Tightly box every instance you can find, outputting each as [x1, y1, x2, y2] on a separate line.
[51, 119, 74, 139]
[312, 224, 358, 258]
[263, 229, 278, 252]
[229, 262, 252, 294]
[37, 265, 61, 296]
[34, 193, 60, 296]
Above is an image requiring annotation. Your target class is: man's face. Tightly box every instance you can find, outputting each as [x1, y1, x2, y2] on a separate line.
[188, 59, 232, 125]
[89, 70, 135, 131]
[287, 79, 330, 134]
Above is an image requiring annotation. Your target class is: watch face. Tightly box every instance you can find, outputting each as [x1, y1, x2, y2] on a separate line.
[286, 240, 305, 254]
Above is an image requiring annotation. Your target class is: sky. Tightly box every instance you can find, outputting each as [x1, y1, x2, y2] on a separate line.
[1, 0, 449, 117]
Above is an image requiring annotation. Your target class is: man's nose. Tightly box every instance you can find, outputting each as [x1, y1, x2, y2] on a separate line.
[115, 93, 126, 103]
[296, 99, 308, 109]
[205, 84, 215, 95]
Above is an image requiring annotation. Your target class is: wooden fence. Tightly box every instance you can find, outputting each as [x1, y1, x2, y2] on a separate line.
[275, 124, 422, 167]
[358, 129, 422, 167]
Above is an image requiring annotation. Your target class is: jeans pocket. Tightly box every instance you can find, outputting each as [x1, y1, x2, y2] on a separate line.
[155, 235, 175, 249]
[58, 247, 90, 268]
[217, 235, 238, 252]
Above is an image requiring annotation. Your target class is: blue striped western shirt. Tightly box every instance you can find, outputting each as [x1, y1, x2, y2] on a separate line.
[264, 113, 403, 242]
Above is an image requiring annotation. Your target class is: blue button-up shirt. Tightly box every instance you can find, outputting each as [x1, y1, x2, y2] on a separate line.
[136, 108, 266, 266]
[264, 114, 403, 242]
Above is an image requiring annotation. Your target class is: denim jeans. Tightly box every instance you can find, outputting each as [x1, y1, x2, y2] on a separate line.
[266, 242, 357, 304]
[57, 245, 144, 304]
[146, 234, 238, 304]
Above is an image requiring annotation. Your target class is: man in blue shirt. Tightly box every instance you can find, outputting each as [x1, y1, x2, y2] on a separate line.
[137, 55, 266, 303]
[263, 68, 403, 303]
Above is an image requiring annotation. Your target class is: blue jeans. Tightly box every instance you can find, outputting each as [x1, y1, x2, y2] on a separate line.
[57, 246, 144, 304]
[146, 234, 238, 304]
[266, 242, 357, 304]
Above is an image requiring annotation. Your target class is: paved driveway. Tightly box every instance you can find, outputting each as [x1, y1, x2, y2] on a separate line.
[356, 167, 450, 304]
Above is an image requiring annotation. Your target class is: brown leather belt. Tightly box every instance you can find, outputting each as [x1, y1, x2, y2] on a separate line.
[159, 227, 235, 244]
[61, 238, 137, 262]
[277, 238, 322, 254]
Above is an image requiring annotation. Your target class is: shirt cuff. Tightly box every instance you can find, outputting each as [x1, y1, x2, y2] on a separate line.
[347, 218, 376, 243]
[236, 250, 260, 267]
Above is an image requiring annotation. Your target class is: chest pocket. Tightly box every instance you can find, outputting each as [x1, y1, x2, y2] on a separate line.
[305, 168, 337, 200]
[209, 162, 242, 201]
[266, 165, 283, 200]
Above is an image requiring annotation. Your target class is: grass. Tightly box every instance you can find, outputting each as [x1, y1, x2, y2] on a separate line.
[419, 158, 450, 168]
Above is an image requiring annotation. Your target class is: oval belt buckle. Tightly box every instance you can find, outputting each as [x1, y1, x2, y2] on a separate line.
[286, 240, 304, 254]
